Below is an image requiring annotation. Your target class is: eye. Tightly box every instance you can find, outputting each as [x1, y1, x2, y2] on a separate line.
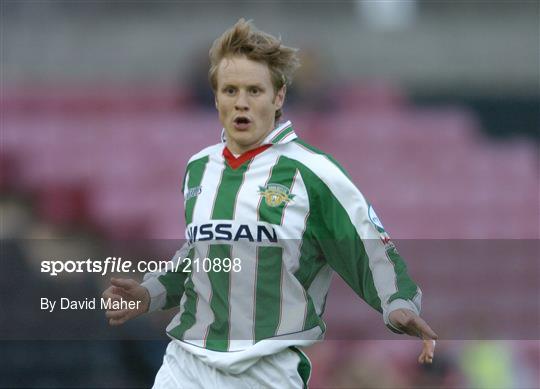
[224, 87, 236, 96]
[249, 87, 260, 95]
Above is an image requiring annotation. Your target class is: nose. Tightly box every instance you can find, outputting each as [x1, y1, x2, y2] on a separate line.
[234, 90, 249, 111]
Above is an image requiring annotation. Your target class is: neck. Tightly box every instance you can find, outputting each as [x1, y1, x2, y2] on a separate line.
[227, 140, 263, 155]
[226, 121, 276, 155]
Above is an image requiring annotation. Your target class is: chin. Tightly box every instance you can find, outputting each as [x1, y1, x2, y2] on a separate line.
[231, 131, 253, 141]
[235, 137, 256, 148]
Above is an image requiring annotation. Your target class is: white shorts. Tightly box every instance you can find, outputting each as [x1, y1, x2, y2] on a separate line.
[152, 340, 311, 389]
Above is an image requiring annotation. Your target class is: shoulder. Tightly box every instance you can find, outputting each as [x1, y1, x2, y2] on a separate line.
[279, 138, 352, 182]
[280, 139, 367, 209]
[181, 143, 222, 191]
[187, 143, 223, 166]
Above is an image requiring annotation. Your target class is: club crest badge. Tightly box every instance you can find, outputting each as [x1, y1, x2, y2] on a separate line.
[258, 183, 295, 207]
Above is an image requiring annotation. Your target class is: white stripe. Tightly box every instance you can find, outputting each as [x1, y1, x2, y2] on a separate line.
[275, 269, 309, 336]
[279, 169, 309, 255]
[183, 245, 214, 345]
[234, 149, 279, 222]
[230, 158, 252, 219]
[261, 120, 293, 144]
[282, 142, 398, 314]
[227, 241, 258, 351]
[182, 148, 223, 344]
[275, 170, 311, 335]
[192, 152, 225, 223]
[306, 265, 334, 315]
[227, 151, 278, 348]
[188, 143, 223, 164]
[277, 130, 297, 144]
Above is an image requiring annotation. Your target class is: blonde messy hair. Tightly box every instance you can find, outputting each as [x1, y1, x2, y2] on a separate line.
[209, 18, 300, 121]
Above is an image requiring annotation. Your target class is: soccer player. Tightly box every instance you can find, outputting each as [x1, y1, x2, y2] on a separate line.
[102, 19, 438, 388]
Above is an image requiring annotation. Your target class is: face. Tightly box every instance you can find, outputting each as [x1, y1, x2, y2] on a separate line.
[215, 55, 285, 155]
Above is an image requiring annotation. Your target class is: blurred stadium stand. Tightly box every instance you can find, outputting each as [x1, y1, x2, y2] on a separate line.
[1, 1, 538, 388]
[2, 84, 537, 239]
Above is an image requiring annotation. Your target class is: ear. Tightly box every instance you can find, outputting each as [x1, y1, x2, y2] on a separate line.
[214, 96, 218, 110]
[274, 86, 286, 109]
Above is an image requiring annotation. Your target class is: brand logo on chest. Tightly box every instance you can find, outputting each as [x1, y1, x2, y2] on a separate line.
[186, 186, 202, 201]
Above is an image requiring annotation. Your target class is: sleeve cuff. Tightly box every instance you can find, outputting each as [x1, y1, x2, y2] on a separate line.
[141, 276, 167, 313]
[383, 292, 422, 334]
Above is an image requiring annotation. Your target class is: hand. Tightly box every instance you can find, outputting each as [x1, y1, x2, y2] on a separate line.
[102, 277, 150, 326]
[388, 308, 438, 364]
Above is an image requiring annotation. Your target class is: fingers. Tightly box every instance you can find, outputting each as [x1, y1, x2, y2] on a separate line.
[389, 309, 439, 342]
[110, 277, 138, 290]
[418, 339, 436, 364]
[105, 309, 129, 320]
[110, 277, 137, 289]
[102, 287, 123, 302]
[104, 278, 139, 326]
[412, 316, 439, 341]
[111, 286, 132, 300]
[409, 315, 437, 364]
[108, 278, 140, 300]
[389, 309, 439, 364]
[106, 309, 133, 326]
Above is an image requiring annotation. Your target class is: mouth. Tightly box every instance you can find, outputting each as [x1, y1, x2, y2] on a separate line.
[233, 116, 252, 131]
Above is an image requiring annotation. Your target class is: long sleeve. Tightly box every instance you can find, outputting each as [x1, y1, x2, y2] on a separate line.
[141, 243, 191, 312]
[299, 160, 422, 333]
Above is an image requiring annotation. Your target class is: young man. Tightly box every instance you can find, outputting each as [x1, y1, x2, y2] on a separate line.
[102, 19, 437, 388]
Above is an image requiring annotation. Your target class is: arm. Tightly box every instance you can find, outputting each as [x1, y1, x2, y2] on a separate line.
[103, 166, 193, 325]
[302, 163, 437, 362]
[140, 243, 191, 312]
[102, 244, 191, 325]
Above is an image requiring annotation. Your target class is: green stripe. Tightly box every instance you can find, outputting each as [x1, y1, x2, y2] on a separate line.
[302, 295, 323, 332]
[185, 156, 210, 225]
[387, 248, 419, 302]
[255, 156, 328, 332]
[168, 250, 198, 339]
[293, 161, 383, 313]
[258, 157, 297, 225]
[271, 125, 294, 144]
[157, 271, 189, 310]
[211, 163, 249, 220]
[254, 246, 283, 342]
[290, 346, 312, 389]
[205, 244, 232, 351]
[289, 157, 358, 331]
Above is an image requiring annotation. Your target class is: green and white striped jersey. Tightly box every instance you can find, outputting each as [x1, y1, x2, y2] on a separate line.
[142, 120, 421, 372]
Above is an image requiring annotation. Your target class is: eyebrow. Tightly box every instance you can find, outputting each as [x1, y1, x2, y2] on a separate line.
[221, 83, 266, 89]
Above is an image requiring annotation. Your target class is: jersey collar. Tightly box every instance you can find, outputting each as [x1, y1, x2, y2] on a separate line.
[220, 120, 297, 146]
